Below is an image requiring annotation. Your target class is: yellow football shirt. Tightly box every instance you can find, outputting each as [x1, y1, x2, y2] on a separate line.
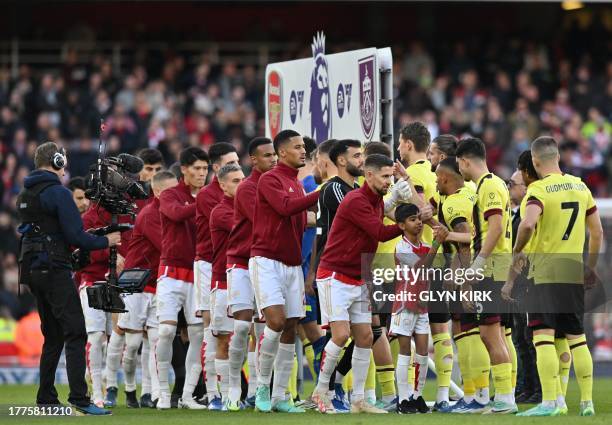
[439, 185, 476, 266]
[473, 172, 513, 280]
[406, 159, 437, 245]
[524, 173, 596, 284]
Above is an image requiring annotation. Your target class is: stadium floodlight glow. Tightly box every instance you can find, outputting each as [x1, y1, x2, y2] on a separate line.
[562, 1, 584, 11]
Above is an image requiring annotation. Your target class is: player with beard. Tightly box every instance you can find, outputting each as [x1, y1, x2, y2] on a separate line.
[155, 147, 209, 410]
[194, 142, 239, 410]
[250, 130, 320, 413]
[341, 141, 411, 411]
[209, 164, 245, 410]
[226, 137, 277, 409]
[312, 154, 412, 414]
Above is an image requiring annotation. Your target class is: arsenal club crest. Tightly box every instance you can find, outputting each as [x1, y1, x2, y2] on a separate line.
[267, 71, 282, 139]
[358, 55, 376, 140]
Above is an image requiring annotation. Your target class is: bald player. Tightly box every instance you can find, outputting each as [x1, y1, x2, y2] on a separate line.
[508, 137, 602, 417]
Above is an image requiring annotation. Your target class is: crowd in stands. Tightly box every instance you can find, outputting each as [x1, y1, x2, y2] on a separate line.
[0, 38, 610, 364]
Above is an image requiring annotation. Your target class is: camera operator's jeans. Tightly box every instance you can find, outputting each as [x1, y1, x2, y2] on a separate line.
[27, 268, 90, 407]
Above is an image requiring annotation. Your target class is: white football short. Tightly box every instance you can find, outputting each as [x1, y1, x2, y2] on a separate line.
[156, 275, 198, 325]
[389, 310, 430, 337]
[118, 292, 158, 330]
[249, 256, 305, 319]
[316, 277, 372, 326]
[227, 266, 256, 314]
[210, 288, 233, 334]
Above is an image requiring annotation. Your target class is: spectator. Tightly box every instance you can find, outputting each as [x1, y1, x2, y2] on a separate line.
[14, 307, 43, 366]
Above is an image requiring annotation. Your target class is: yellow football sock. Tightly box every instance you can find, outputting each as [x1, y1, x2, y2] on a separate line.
[468, 331, 490, 390]
[555, 337, 571, 398]
[288, 355, 298, 400]
[432, 333, 453, 389]
[491, 362, 512, 396]
[376, 364, 396, 398]
[365, 352, 376, 391]
[455, 331, 476, 397]
[569, 335, 593, 402]
[505, 329, 517, 389]
[534, 334, 558, 402]
[303, 339, 315, 380]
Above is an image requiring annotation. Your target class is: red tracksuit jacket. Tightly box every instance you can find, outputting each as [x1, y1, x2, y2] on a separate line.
[159, 178, 197, 271]
[195, 177, 223, 263]
[210, 195, 234, 289]
[250, 162, 319, 266]
[226, 169, 261, 267]
[124, 197, 162, 293]
[318, 182, 402, 282]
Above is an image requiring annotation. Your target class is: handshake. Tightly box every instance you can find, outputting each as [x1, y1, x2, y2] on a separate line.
[384, 178, 413, 215]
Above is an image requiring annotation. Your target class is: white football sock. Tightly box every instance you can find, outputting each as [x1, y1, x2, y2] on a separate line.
[104, 330, 124, 388]
[316, 341, 342, 393]
[216, 358, 229, 401]
[147, 327, 160, 400]
[203, 327, 219, 398]
[228, 320, 250, 402]
[257, 326, 281, 386]
[271, 343, 295, 405]
[351, 347, 371, 402]
[414, 353, 429, 398]
[87, 331, 106, 401]
[155, 323, 176, 395]
[396, 354, 413, 402]
[182, 324, 204, 400]
[123, 332, 143, 392]
[247, 350, 258, 398]
[141, 336, 151, 395]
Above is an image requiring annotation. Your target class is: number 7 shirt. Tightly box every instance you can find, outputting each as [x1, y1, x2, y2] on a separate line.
[524, 173, 597, 284]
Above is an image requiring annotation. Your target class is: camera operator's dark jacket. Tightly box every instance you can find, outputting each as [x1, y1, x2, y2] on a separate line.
[19, 170, 108, 270]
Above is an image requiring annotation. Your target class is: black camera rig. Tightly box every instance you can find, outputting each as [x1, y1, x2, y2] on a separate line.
[84, 121, 152, 312]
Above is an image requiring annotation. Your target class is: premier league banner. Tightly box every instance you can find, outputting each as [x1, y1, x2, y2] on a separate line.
[265, 32, 393, 144]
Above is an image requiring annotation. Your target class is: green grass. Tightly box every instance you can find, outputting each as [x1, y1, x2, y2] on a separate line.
[1, 379, 611, 424]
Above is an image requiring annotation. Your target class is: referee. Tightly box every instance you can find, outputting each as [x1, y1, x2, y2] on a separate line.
[17, 142, 120, 415]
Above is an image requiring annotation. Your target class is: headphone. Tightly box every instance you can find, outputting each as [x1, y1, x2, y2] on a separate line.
[52, 147, 67, 170]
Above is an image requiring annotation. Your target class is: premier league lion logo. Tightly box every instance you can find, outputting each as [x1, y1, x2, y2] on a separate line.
[309, 32, 331, 143]
[359, 55, 376, 140]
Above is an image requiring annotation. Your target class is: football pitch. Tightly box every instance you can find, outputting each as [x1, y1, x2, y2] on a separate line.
[1, 379, 611, 424]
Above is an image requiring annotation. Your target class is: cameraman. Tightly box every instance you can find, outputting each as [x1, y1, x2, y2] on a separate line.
[17, 142, 120, 415]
